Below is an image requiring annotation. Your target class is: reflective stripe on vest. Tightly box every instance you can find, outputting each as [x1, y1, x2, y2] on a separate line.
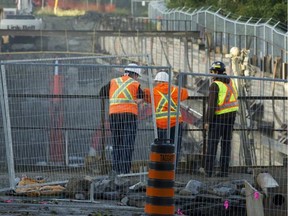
[155, 87, 181, 120]
[109, 77, 136, 105]
[214, 80, 239, 115]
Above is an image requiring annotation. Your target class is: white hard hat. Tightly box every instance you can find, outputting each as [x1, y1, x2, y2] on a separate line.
[154, 71, 169, 82]
[124, 63, 141, 76]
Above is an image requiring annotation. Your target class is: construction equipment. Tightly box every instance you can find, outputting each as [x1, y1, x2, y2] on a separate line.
[0, 0, 43, 50]
[0, 0, 42, 30]
[226, 46, 257, 167]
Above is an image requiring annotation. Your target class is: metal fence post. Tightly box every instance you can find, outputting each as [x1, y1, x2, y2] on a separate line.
[0, 64, 15, 189]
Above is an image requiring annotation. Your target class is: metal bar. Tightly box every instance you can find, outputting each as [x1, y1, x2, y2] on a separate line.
[0, 64, 16, 189]
[0, 29, 200, 38]
[167, 67, 172, 139]
[6, 93, 288, 100]
[174, 72, 182, 171]
[147, 55, 158, 139]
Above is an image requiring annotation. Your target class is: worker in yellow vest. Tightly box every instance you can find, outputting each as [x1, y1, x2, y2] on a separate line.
[1, 35, 11, 52]
[204, 61, 239, 177]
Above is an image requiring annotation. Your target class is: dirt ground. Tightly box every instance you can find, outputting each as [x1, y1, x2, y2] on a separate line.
[0, 197, 144, 216]
[0, 171, 254, 216]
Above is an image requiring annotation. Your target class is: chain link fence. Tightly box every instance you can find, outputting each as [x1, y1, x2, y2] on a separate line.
[148, 1, 288, 72]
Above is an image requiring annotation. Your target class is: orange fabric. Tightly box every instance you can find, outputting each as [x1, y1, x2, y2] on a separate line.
[144, 83, 188, 129]
[109, 75, 140, 115]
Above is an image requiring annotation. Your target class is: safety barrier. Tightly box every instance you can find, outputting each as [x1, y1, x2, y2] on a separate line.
[145, 139, 175, 216]
[0, 58, 287, 215]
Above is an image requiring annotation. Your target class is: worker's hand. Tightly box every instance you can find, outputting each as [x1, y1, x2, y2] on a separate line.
[204, 123, 209, 131]
[135, 99, 144, 104]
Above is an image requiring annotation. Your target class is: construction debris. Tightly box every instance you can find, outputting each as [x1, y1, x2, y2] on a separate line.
[14, 176, 65, 197]
[256, 172, 279, 196]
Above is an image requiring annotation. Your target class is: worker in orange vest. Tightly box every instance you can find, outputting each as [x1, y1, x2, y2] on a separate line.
[99, 63, 144, 174]
[144, 71, 188, 167]
[204, 61, 239, 177]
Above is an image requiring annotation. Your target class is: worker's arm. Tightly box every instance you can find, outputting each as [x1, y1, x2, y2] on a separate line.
[134, 85, 145, 104]
[180, 88, 189, 101]
[143, 88, 151, 103]
[204, 83, 218, 130]
[99, 82, 110, 99]
[137, 85, 145, 99]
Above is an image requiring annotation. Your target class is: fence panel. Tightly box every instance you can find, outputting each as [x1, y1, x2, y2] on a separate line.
[0, 55, 164, 190]
[0, 58, 287, 215]
[175, 71, 287, 216]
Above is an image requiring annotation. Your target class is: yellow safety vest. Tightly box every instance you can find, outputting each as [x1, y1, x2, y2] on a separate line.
[214, 80, 239, 115]
[2, 35, 9, 44]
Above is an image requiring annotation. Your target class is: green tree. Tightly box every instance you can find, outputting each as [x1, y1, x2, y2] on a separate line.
[167, 0, 287, 23]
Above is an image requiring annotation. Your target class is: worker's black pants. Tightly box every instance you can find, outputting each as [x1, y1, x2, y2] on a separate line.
[109, 113, 137, 174]
[157, 123, 183, 167]
[1, 44, 10, 52]
[205, 117, 235, 176]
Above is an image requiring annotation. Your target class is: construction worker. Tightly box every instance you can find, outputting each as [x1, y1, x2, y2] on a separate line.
[1, 35, 11, 52]
[99, 63, 144, 174]
[204, 61, 239, 177]
[144, 71, 188, 167]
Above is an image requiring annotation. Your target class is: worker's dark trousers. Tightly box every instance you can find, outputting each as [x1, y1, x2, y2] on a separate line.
[109, 113, 137, 174]
[205, 118, 235, 176]
[1, 44, 10, 52]
[157, 123, 183, 167]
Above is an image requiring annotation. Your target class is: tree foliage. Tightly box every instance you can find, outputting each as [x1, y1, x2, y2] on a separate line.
[167, 0, 287, 23]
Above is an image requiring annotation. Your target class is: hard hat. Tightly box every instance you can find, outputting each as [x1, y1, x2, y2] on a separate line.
[124, 63, 141, 76]
[210, 61, 226, 73]
[154, 71, 169, 82]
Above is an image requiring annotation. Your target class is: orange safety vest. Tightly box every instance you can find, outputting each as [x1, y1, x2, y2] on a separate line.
[151, 84, 188, 129]
[109, 75, 140, 115]
[214, 80, 239, 115]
